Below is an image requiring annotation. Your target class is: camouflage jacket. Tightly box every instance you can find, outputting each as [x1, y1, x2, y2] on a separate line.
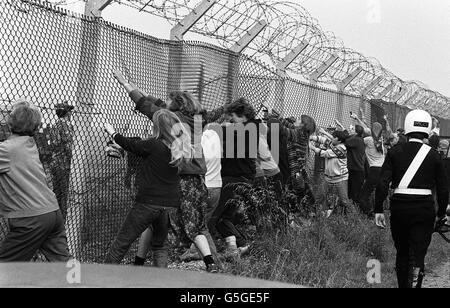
[50, 119, 74, 165]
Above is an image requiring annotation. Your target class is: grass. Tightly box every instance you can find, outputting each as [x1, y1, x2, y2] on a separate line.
[223, 181, 450, 288]
[226, 211, 392, 288]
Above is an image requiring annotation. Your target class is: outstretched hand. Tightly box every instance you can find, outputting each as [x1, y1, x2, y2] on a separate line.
[335, 119, 344, 129]
[113, 70, 127, 85]
[104, 123, 116, 136]
[375, 214, 387, 229]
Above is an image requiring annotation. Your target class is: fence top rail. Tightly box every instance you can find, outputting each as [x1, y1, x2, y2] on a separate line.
[4, 0, 447, 120]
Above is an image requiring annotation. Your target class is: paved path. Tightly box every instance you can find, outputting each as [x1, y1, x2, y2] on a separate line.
[0, 262, 302, 288]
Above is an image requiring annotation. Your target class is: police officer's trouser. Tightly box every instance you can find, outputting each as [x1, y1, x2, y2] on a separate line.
[390, 200, 435, 288]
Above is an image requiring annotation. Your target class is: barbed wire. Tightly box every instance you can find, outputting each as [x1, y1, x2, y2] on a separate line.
[100, 0, 450, 117]
[38, 0, 450, 118]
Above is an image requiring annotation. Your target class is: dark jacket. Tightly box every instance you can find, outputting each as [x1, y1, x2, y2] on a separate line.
[345, 135, 365, 172]
[114, 134, 180, 207]
[130, 91, 208, 176]
[375, 141, 449, 216]
[220, 120, 260, 178]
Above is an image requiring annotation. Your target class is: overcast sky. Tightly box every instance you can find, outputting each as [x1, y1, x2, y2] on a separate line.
[63, 0, 450, 97]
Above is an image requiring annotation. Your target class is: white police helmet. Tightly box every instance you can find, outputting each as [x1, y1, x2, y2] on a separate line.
[404, 109, 432, 137]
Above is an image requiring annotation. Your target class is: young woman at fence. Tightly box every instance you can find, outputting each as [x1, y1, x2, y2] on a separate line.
[0, 100, 70, 262]
[281, 115, 316, 193]
[103, 109, 194, 268]
[309, 130, 353, 217]
[208, 98, 259, 257]
[113, 71, 221, 272]
[359, 122, 385, 217]
[178, 123, 224, 262]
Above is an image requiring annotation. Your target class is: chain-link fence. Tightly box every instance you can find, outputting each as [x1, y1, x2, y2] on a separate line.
[0, 0, 448, 263]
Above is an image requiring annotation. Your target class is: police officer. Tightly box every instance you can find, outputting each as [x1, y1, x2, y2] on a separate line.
[375, 109, 449, 288]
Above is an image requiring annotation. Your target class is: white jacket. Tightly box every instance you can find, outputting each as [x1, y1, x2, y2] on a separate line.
[201, 129, 222, 188]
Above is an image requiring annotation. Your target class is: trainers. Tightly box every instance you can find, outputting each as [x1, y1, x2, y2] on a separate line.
[206, 263, 219, 273]
[238, 246, 250, 256]
[180, 247, 201, 262]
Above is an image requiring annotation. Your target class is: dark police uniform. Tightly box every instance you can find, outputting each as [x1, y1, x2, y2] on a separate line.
[375, 138, 449, 288]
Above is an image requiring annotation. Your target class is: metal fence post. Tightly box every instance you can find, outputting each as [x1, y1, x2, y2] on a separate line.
[67, 0, 111, 260]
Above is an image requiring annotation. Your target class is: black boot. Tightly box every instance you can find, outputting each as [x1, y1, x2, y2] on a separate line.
[413, 267, 425, 288]
[134, 256, 146, 266]
[396, 267, 413, 288]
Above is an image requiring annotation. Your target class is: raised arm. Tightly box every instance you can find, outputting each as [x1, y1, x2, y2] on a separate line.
[104, 123, 150, 158]
[383, 114, 394, 138]
[113, 70, 165, 119]
[310, 135, 330, 146]
[334, 119, 345, 131]
[318, 127, 333, 141]
[268, 117, 299, 142]
[351, 110, 370, 134]
[114, 70, 148, 97]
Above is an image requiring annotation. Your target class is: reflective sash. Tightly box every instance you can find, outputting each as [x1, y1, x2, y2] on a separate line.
[394, 144, 431, 195]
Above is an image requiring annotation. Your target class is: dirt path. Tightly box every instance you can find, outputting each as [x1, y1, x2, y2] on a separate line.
[423, 262, 450, 288]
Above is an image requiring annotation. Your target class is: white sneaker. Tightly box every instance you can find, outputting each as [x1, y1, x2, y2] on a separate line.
[238, 246, 250, 256]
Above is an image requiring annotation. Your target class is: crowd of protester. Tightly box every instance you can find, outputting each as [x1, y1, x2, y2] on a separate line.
[0, 70, 449, 279]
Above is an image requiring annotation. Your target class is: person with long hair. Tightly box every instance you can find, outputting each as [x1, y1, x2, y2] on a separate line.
[104, 109, 194, 267]
[208, 98, 259, 257]
[359, 122, 385, 216]
[113, 71, 221, 272]
[281, 115, 316, 193]
[0, 100, 70, 262]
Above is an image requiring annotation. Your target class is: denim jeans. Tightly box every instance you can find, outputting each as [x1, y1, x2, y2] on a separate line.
[317, 180, 352, 213]
[105, 203, 172, 267]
